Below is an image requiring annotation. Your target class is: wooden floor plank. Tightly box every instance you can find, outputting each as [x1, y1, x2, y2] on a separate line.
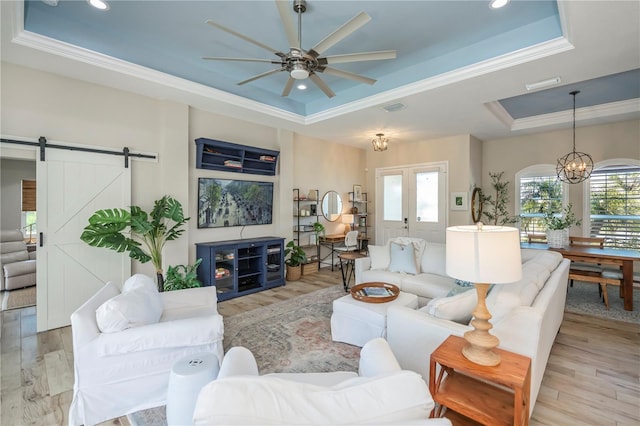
[1, 267, 638, 425]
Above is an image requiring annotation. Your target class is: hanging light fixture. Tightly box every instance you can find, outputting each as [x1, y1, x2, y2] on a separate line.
[556, 90, 593, 184]
[372, 133, 389, 151]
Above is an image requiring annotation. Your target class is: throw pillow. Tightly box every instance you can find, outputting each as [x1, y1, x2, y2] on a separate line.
[368, 245, 390, 270]
[96, 274, 164, 333]
[425, 287, 478, 324]
[388, 242, 417, 275]
[446, 280, 475, 297]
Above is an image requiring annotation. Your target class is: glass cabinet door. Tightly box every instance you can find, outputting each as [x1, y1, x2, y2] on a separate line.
[213, 247, 235, 296]
[265, 242, 283, 284]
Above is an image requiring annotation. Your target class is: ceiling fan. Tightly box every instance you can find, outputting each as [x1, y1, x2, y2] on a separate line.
[202, 0, 396, 98]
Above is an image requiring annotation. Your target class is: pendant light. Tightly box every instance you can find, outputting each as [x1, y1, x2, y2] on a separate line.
[372, 133, 388, 151]
[556, 91, 593, 184]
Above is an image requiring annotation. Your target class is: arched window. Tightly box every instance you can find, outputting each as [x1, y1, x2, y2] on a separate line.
[586, 159, 640, 249]
[516, 165, 567, 242]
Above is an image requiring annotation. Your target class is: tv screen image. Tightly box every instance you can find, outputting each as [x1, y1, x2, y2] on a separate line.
[198, 178, 274, 228]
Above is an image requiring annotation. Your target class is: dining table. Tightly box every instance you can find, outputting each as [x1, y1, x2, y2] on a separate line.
[521, 242, 640, 311]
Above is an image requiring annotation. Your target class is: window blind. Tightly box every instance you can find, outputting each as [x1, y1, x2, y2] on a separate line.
[21, 180, 36, 212]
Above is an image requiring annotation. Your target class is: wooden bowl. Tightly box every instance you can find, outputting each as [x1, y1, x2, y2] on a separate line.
[350, 282, 400, 303]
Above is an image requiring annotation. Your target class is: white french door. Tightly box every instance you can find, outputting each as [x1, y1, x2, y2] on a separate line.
[37, 149, 131, 331]
[375, 162, 447, 244]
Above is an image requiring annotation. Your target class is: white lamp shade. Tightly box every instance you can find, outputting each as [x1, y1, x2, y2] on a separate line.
[342, 214, 354, 224]
[446, 225, 522, 284]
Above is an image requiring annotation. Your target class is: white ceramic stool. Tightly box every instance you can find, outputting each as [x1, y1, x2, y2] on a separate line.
[166, 352, 220, 426]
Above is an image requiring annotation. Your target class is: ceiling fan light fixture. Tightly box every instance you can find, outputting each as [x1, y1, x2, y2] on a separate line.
[297, 83, 307, 90]
[556, 90, 594, 184]
[291, 63, 309, 80]
[372, 133, 389, 152]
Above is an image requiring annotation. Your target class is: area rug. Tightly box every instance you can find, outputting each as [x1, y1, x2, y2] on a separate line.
[0, 286, 36, 311]
[565, 280, 640, 324]
[128, 285, 359, 426]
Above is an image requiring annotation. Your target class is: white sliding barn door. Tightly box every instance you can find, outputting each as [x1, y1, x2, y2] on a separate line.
[37, 149, 131, 331]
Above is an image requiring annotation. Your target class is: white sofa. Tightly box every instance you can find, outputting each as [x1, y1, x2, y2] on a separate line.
[356, 238, 570, 417]
[1, 229, 36, 291]
[193, 338, 452, 425]
[69, 277, 225, 426]
[355, 237, 455, 307]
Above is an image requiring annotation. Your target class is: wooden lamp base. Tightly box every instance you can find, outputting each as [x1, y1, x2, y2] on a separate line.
[462, 283, 501, 366]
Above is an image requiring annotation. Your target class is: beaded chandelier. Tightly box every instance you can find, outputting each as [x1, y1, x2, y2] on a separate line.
[556, 90, 593, 184]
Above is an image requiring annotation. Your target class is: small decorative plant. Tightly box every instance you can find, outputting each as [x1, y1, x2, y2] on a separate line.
[284, 240, 307, 267]
[543, 203, 582, 230]
[312, 221, 325, 242]
[163, 258, 203, 291]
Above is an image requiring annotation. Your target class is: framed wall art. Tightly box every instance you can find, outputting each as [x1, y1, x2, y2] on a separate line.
[451, 192, 468, 211]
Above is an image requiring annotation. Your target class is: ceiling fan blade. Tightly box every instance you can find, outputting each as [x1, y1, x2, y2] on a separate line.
[309, 73, 336, 98]
[203, 57, 280, 64]
[310, 12, 371, 57]
[275, 0, 299, 49]
[206, 19, 285, 58]
[324, 50, 396, 65]
[282, 77, 295, 97]
[321, 67, 376, 85]
[237, 68, 284, 85]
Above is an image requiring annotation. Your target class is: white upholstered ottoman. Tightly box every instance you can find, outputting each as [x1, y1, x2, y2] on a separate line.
[331, 291, 419, 347]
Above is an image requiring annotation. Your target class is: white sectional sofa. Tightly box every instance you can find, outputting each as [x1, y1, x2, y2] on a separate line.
[354, 237, 571, 417]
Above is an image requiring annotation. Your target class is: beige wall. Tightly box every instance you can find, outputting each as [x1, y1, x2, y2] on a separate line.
[0, 158, 36, 230]
[483, 119, 640, 234]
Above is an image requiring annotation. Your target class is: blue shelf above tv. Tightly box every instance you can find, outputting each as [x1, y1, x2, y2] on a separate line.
[195, 138, 279, 176]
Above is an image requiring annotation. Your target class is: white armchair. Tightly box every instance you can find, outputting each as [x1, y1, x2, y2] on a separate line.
[1, 229, 36, 291]
[69, 279, 224, 426]
[193, 338, 452, 425]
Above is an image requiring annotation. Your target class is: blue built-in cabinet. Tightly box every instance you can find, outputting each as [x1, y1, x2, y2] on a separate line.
[195, 138, 279, 176]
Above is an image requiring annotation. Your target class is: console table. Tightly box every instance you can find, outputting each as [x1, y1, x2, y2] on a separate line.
[430, 335, 531, 425]
[320, 233, 368, 271]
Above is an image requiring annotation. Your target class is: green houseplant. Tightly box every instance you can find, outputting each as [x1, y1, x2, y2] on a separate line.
[543, 203, 582, 248]
[80, 195, 189, 291]
[311, 221, 325, 246]
[163, 258, 203, 291]
[284, 240, 307, 281]
[481, 171, 519, 226]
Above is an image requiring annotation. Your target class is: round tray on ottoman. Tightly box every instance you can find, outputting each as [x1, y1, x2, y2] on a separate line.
[350, 282, 400, 303]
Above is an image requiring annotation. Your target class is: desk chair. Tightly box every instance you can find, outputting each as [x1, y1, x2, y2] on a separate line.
[335, 230, 359, 254]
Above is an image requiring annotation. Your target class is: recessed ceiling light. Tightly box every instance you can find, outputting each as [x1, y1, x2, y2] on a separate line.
[382, 102, 406, 113]
[41, 0, 59, 6]
[87, 0, 110, 10]
[297, 83, 307, 90]
[525, 77, 562, 91]
[489, 0, 510, 9]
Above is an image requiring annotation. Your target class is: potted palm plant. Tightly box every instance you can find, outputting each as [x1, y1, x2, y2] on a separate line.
[284, 240, 307, 281]
[80, 195, 189, 291]
[543, 203, 582, 248]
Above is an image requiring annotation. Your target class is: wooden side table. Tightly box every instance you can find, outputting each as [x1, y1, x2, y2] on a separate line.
[337, 252, 365, 291]
[429, 335, 531, 426]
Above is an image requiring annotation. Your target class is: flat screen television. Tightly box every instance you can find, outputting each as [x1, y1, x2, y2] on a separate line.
[198, 178, 274, 228]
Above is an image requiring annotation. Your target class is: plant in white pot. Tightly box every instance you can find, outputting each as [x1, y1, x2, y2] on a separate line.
[543, 203, 582, 248]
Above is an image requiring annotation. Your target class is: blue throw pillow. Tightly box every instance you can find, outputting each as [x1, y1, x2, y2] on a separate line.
[454, 279, 474, 287]
[388, 242, 417, 275]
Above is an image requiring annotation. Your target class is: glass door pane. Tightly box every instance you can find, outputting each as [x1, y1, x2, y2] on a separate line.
[383, 174, 403, 221]
[415, 171, 438, 223]
[214, 247, 235, 296]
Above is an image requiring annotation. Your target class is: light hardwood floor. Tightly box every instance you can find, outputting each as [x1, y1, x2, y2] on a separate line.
[1, 268, 638, 425]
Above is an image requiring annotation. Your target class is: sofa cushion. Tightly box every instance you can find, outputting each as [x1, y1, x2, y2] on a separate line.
[401, 274, 456, 300]
[388, 242, 418, 275]
[359, 269, 404, 287]
[368, 245, 390, 270]
[193, 371, 434, 425]
[96, 275, 163, 333]
[420, 242, 447, 276]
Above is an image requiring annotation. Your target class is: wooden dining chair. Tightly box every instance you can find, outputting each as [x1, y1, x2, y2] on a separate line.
[527, 233, 547, 244]
[567, 236, 621, 309]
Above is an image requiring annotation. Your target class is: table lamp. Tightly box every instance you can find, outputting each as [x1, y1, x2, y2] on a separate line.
[342, 214, 354, 234]
[445, 223, 522, 366]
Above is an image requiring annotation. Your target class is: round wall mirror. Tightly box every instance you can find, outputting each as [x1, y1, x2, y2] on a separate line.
[471, 187, 483, 223]
[321, 191, 343, 222]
